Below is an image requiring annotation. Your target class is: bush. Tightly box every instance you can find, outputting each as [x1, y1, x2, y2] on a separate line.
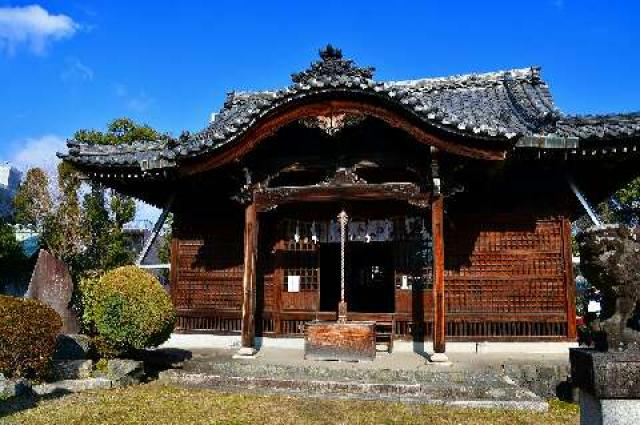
[80, 266, 176, 357]
[0, 296, 62, 379]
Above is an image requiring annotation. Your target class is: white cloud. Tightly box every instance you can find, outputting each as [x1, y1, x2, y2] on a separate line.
[114, 83, 154, 112]
[10, 134, 66, 176]
[0, 5, 78, 55]
[61, 57, 93, 82]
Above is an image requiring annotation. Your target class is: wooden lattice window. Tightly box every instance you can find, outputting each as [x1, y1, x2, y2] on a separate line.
[281, 250, 320, 292]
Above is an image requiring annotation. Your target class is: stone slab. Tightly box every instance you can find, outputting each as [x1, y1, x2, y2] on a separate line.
[107, 359, 144, 386]
[0, 375, 31, 399]
[52, 360, 93, 380]
[571, 348, 640, 399]
[32, 378, 114, 396]
[158, 370, 548, 411]
[580, 391, 640, 425]
[503, 363, 571, 399]
[233, 347, 258, 359]
[25, 249, 79, 334]
[429, 353, 450, 364]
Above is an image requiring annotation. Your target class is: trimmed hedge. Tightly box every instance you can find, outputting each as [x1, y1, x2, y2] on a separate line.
[80, 266, 176, 357]
[0, 295, 62, 379]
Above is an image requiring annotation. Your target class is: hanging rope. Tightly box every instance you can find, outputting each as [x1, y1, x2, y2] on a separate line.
[338, 210, 349, 303]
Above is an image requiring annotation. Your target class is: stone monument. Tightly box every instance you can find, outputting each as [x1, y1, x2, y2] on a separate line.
[571, 225, 640, 425]
[25, 249, 80, 334]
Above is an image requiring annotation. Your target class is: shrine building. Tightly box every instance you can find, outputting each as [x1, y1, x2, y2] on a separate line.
[61, 46, 640, 356]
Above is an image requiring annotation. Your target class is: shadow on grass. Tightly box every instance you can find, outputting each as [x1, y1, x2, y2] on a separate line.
[0, 388, 72, 418]
[555, 379, 576, 403]
[129, 348, 193, 380]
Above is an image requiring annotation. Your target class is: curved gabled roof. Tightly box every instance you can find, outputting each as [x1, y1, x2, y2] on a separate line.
[184, 66, 555, 153]
[60, 45, 639, 173]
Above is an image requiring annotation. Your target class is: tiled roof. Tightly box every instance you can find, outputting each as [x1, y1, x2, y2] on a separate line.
[60, 45, 639, 172]
[64, 139, 174, 169]
[555, 113, 640, 141]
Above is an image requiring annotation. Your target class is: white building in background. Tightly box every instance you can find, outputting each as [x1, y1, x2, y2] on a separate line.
[0, 163, 22, 219]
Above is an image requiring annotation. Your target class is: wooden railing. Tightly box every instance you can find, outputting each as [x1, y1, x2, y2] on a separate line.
[175, 310, 571, 341]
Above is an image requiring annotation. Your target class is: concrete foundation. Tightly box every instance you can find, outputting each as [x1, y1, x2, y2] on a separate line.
[161, 334, 577, 354]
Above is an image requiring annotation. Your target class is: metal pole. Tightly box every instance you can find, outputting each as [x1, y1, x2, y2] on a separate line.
[136, 194, 175, 266]
[568, 179, 602, 227]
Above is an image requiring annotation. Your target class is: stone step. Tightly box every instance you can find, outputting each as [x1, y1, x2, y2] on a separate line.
[183, 358, 501, 383]
[32, 378, 115, 396]
[158, 369, 548, 412]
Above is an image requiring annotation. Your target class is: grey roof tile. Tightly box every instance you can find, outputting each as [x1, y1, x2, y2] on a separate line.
[60, 45, 639, 171]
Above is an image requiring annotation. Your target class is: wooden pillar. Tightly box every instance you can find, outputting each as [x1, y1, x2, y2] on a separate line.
[431, 195, 446, 354]
[169, 235, 179, 307]
[241, 202, 259, 349]
[562, 217, 577, 340]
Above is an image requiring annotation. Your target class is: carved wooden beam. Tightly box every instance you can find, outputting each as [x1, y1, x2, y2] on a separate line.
[254, 181, 430, 212]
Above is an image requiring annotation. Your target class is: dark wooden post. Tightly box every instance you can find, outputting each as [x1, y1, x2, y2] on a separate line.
[240, 202, 259, 353]
[431, 195, 446, 355]
[562, 217, 577, 340]
[169, 235, 179, 307]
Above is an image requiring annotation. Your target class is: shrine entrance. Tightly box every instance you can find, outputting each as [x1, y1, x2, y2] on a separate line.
[319, 242, 395, 313]
[248, 163, 446, 353]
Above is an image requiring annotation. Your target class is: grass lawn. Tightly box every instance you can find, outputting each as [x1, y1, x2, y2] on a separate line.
[0, 383, 578, 425]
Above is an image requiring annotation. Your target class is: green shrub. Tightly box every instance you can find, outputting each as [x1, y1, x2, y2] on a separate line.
[0, 296, 62, 379]
[80, 266, 176, 357]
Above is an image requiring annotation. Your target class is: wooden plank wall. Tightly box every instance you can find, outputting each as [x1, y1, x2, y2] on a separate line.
[443, 214, 573, 340]
[171, 208, 245, 333]
[172, 210, 575, 340]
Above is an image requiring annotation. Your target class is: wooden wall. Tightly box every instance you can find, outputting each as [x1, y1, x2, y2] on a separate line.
[171, 207, 575, 341]
[171, 203, 246, 333]
[443, 214, 575, 340]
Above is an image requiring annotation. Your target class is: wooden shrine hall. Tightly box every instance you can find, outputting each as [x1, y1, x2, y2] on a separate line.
[61, 45, 640, 357]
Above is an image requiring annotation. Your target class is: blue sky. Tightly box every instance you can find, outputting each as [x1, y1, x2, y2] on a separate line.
[1, 0, 639, 174]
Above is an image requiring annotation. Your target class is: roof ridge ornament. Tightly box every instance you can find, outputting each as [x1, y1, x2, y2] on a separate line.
[291, 44, 375, 84]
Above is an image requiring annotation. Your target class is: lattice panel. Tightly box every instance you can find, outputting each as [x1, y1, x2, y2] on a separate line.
[284, 240, 318, 251]
[446, 320, 568, 338]
[176, 315, 242, 333]
[279, 246, 320, 292]
[445, 217, 567, 319]
[262, 272, 276, 311]
[446, 277, 566, 313]
[281, 319, 307, 336]
[447, 252, 564, 277]
[174, 239, 244, 311]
